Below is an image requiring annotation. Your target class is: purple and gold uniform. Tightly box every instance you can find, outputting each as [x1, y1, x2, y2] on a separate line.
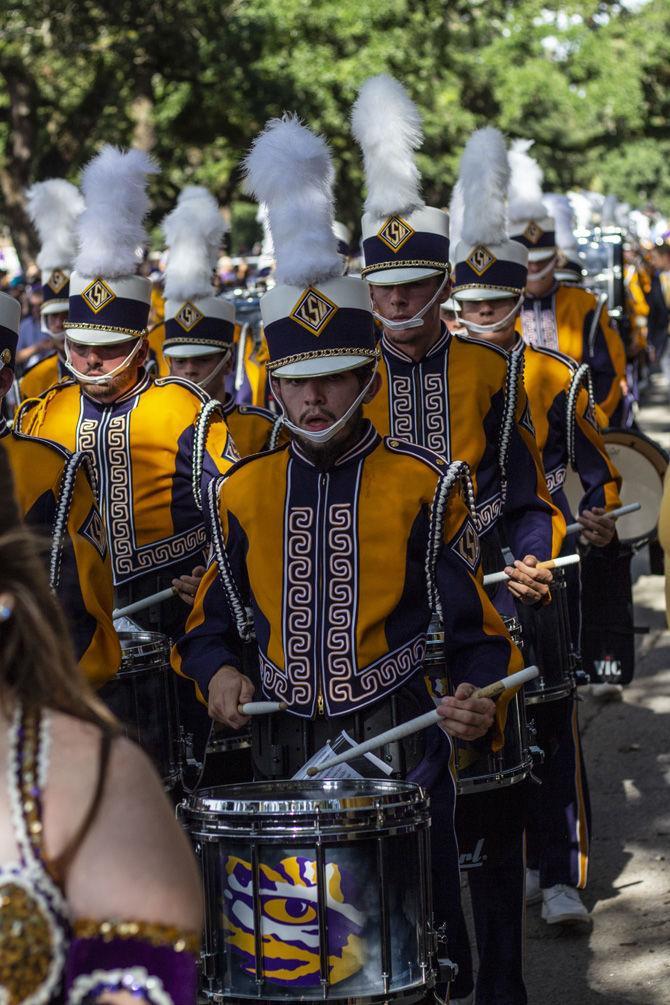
[221, 396, 282, 458]
[18, 350, 67, 403]
[1, 418, 120, 686]
[364, 329, 565, 566]
[517, 284, 626, 422]
[16, 372, 236, 592]
[521, 342, 622, 521]
[174, 427, 521, 714]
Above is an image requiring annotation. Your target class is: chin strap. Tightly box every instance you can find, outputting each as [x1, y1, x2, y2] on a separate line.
[197, 350, 232, 390]
[64, 337, 145, 385]
[373, 273, 450, 331]
[458, 294, 524, 335]
[270, 365, 378, 445]
[527, 254, 557, 283]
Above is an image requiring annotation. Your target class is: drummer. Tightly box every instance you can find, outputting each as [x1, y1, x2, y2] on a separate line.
[15, 147, 237, 639]
[161, 185, 282, 458]
[173, 114, 523, 1005]
[507, 141, 627, 425]
[452, 130, 622, 934]
[0, 289, 120, 686]
[352, 76, 565, 620]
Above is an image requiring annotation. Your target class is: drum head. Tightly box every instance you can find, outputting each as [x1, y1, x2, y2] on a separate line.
[564, 428, 667, 544]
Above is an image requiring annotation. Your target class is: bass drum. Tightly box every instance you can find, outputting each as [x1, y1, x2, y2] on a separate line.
[564, 427, 668, 545]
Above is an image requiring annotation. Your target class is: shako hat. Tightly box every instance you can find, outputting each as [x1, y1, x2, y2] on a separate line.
[353, 74, 449, 285]
[66, 146, 158, 345]
[544, 193, 583, 284]
[507, 140, 556, 262]
[0, 290, 21, 371]
[26, 179, 84, 319]
[451, 127, 528, 302]
[244, 114, 376, 379]
[162, 186, 234, 358]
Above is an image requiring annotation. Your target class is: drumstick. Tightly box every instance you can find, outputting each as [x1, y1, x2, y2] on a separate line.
[482, 553, 580, 586]
[565, 501, 641, 536]
[238, 701, 288, 715]
[305, 666, 539, 777]
[113, 586, 176, 620]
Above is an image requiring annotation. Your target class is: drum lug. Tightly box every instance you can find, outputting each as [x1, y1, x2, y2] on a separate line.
[437, 957, 458, 984]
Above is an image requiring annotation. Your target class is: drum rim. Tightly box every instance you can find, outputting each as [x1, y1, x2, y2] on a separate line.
[603, 427, 669, 478]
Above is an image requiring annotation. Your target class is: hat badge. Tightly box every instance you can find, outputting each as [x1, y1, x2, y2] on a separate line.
[290, 286, 338, 336]
[377, 215, 415, 254]
[47, 269, 69, 294]
[0, 348, 11, 366]
[523, 220, 544, 245]
[175, 301, 204, 332]
[81, 277, 116, 314]
[466, 245, 496, 277]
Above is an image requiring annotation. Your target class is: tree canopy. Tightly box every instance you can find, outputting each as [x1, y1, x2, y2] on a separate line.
[1, 0, 668, 265]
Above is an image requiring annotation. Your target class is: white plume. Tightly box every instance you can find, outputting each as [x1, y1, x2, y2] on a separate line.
[243, 114, 341, 287]
[458, 127, 510, 246]
[351, 74, 424, 218]
[507, 139, 547, 222]
[448, 182, 464, 253]
[26, 179, 85, 271]
[162, 186, 226, 300]
[74, 145, 158, 278]
[544, 193, 578, 251]
[256, 203, 274, 257]
[567, 190, 595, 232]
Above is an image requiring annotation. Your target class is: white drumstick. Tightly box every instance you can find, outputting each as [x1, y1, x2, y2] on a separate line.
[565, 501, 641, 536]
[238, 701, 288, 715]
[305, 666, 539, 777]
[482, 553, 580, 586]
[113, 586, 176, 620]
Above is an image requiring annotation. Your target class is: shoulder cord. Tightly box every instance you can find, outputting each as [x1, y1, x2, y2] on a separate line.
[268, 415, 284, 451]
[566, 362, 596, 469]
[498, 345, 523, 505]
[425, 460, 476, 621]
[49, 450, 96, 591]
[204, 476, 254, 642]
[192, 398, 226, 511]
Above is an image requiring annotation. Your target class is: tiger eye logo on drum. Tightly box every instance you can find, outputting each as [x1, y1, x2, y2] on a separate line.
[222, 853, 366, 987]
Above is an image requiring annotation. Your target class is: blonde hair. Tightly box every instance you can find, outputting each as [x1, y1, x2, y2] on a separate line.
[0, 449, 116, 731]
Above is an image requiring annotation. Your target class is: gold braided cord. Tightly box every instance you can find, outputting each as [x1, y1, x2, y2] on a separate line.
[452, 282, 525, 295]
[66, 322, 146, 338]
[163, 337, 233, 349]
[361, 259, 449, 278]
[72, 918, 200, 954]
[266, 346, 379, 372]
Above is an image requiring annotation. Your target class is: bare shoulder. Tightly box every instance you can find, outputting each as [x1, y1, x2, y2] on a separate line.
[59, 722, 202, 931]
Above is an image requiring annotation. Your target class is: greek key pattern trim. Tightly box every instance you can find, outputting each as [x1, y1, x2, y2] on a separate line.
[545, 464, 567, 495]
[328, 634, 427, 709]
[390, 373, 414, 440]
[325, 502, 358, 706]
[474, 493, 504, 537]
[423, 370, 448, 455]
[282, 505, 315, 710]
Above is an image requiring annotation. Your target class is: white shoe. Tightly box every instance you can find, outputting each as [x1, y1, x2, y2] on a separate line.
[526, 867, 542, 905]
[541, 884, 591, 926]
[589, 682, 623, 701]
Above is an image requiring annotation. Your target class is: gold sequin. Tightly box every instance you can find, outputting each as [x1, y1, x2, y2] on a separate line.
[0, 882, 54, 1004]
[73, 917, 200, 954]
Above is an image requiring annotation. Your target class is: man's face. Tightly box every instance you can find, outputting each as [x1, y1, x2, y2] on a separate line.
[168, 350, 231, 394]
[458, 297, 519, 349]
[525, 256, 556, 297]
[45, 310, 67, 341]
[66, 337, 147, 403]
[369, 274, 445, 344]
[274, 369, 380, 452]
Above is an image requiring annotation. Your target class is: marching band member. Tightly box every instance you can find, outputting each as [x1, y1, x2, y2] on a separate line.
[161, 186, 282, 457]
[173, 114, 523, 1005]
[544, 193, 584, 287]
[18, 179, 84, 401]
[453, 130, 623, 940]
[15, 147, 237, 637]
[352, 76, 564, 619]
[0, 289, 120, 686]
[508, 141, 626, 423]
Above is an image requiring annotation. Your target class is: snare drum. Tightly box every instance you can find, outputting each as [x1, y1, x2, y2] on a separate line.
[181, 780, 438, 1003]
[100, 629, 180, 789]
[519, 569, 576, 704]
[564, 427, 668, 546]
[199, 725, 253, 789]
[423, 615, 533, 794]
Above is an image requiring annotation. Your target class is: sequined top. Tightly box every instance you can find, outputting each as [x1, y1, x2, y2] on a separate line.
[0, 704, 199, 1004]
